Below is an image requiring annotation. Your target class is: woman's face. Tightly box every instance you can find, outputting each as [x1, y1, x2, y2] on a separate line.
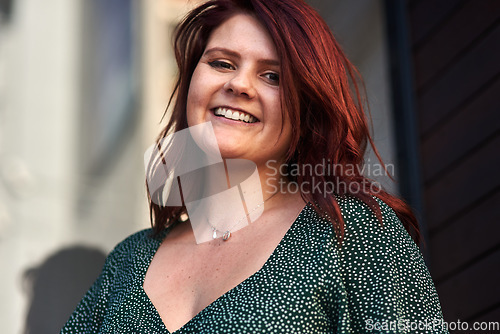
[186, 13, 292, 168]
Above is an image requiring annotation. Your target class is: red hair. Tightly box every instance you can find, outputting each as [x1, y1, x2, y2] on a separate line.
[147, 0, 420, 244]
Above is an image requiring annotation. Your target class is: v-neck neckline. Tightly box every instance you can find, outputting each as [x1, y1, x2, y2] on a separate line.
[140, 204, 310, 334]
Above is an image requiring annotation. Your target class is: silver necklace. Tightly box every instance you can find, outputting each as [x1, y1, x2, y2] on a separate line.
[208, 191, 278, 241]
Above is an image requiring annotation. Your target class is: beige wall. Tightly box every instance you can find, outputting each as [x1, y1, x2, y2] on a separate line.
[1, 1, 81, 332]
[0, 1, 199, 332]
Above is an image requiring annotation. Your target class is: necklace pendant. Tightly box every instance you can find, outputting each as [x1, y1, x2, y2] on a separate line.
[212, 228, 217, 239]
[222, 231, 231, 241]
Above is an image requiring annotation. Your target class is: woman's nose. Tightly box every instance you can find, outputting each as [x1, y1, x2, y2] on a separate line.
[223, 70, 256, 99]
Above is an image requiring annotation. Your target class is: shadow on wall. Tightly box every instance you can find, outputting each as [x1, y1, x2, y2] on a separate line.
[22, 246, 106, 334]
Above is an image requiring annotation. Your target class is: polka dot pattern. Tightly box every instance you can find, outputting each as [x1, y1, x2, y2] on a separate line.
[61, 196, 447, 333]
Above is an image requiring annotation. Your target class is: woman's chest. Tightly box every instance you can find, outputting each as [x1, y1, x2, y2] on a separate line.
[143, 222, 296, 332]
[103, 226, 340, 333]
[140, 242, 334, 333]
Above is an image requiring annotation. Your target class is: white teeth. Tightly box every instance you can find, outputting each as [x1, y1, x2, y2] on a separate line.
[231, 111, 240, 120]
[214, 107, 257, 123]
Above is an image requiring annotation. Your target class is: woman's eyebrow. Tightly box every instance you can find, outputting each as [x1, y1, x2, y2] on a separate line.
[204, 47, 240, 58]
[204, 47, 280, 67]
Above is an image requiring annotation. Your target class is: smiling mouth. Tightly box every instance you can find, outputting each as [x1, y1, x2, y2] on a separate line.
[213, 107, 259, 123]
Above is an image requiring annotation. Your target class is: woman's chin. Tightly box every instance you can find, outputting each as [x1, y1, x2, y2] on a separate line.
[217, 147, 248, 161]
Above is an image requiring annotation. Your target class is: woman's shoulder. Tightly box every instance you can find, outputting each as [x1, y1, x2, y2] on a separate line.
[327, 194, 426, 271]
[301, 195, 411, 245]
[330, 195, 445, 330]
[110, 228, 157, 251]
[335, 194, 415, 247]
[336, 194, 400, 225]
[104, 228, 163, 267]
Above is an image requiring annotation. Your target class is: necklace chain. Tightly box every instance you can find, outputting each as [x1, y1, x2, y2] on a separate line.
[208, 191, 278, 241]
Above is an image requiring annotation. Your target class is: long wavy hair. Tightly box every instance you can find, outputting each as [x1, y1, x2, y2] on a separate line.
[147, 0, 420, 244]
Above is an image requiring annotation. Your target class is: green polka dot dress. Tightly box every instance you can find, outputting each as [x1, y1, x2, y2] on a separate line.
[61, 196, 448, 333]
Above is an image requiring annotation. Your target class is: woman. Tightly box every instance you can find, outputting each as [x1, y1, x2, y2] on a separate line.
[62, 0, 447, 333]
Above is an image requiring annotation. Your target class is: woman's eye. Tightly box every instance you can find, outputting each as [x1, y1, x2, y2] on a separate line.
[263, 72, 280, 85]
[208, 60, 234, 70]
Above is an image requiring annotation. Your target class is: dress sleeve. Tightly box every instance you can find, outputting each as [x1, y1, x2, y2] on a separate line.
[60, 245, 120, 333]
[332, 196, 448, 334]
